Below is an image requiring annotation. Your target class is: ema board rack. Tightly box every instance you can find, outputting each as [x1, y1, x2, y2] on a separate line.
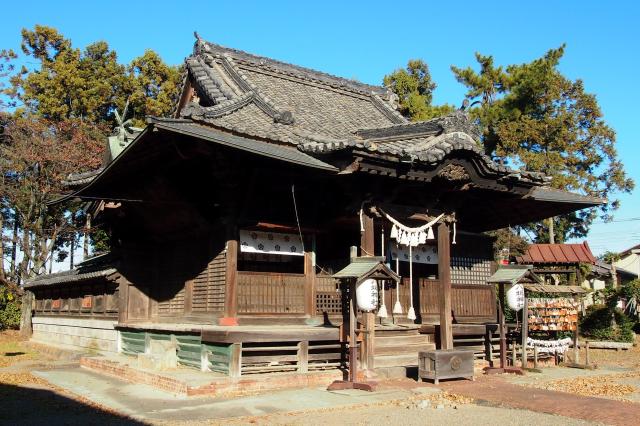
[527, 298, 578, 331]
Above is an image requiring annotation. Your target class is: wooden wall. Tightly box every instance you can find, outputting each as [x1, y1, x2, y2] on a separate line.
[119, 234, 227, 324]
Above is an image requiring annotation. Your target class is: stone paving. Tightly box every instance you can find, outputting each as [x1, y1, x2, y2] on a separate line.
[441, 374, 640, 426]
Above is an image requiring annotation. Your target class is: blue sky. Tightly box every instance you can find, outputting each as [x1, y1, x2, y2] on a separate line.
[2, 0, 639, 255]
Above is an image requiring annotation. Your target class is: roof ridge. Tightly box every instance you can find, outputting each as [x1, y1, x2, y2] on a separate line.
[196, 39, 391, 99]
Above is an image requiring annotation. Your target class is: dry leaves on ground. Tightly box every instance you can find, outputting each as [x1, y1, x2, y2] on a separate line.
[0, 372, 50, 387]
[534, 373, 638, 400]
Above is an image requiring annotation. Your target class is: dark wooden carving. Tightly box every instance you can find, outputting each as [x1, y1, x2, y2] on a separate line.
[436, 164, 470, 182]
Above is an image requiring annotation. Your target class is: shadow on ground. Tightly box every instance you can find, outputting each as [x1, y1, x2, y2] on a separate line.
[0, 382, 145, 425]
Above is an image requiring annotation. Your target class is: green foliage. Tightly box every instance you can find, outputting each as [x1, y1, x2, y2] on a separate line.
[90, 228, 111, 255]
[0, 25, 182, 275]
[619, 279, 640, 319]
[383, 59, 454, 121]
[580, 304, 634, 343]
[600, 251, 621, 264]
[452, 46, 634, 241]
[0, 284, 21, 330]
[487, 227, 529, 261]
[5, 25, 181, 127]
[125, 50, 182, 127]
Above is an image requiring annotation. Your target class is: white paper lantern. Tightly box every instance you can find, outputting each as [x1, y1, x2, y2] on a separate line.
[506, 284, 525, 311]
[356, 278, 378, 312]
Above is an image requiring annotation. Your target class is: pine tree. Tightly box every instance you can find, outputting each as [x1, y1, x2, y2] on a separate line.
[451, 46, 634, 241]
[383, 59, 454, 121]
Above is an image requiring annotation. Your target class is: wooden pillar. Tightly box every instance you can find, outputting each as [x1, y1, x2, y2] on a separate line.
[360, 214, 375, 257]
[298, 341, 309, 373]
[437, 222, 453, 350]
[573, 297, 580, 364]
[223, 238, 239, 325]
[498, 283, 507, 368]
[117, 277, 129, 324]
[349, 280, 358, 381]
[304, 250, 315, 317]
[360, 213, 375, 371]
[521, 296, 528, 369]
[229, 343, 242, 378]
[485, 326, 493, 367]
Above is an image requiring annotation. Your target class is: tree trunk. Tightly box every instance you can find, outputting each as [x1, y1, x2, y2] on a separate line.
[10, 215, 18, 278]
[0, 212, 5, 281]
[83, 213, 91, 259]
[548, 217, 555, 244]
[611, 263, 618, 289]
[70, 233, 75, 270]
[20, 291, 34, 338]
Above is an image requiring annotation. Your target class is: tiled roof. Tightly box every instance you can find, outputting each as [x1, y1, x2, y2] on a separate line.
[517, 242, 596, 265]
[24, 253, 118, 288]
[175, 38, 551, 185]
[180, 38, 405, 143]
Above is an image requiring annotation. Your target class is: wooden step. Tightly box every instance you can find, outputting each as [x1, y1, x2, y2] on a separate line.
[374, 334, 430, 347]
[374, 354, 420, 368]
[375, 328, 420, 337]
[375, 342, 436, 356]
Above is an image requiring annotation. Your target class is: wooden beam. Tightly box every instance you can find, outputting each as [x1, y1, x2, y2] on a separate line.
[437, 222, 453, 350]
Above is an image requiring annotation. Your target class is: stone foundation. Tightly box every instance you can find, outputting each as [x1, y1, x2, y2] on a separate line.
[32, 316, 118, 353]
[80, 356, 346, 397]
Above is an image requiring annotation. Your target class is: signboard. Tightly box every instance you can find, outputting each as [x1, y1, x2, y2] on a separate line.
[239, 230, 304, 256]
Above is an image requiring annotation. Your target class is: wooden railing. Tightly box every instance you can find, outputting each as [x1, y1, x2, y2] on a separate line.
[237, 272, 496, 321]
[237, 272, 306, 314]
[382, 278, 496, 322]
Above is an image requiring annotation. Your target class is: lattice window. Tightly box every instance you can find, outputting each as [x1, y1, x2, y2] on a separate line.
[451, 257, 492, 285]
[315, 276, 342, 315]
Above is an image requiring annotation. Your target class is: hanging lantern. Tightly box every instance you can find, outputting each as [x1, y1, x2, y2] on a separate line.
[506, 284, 525, 311]
[356, 278, 378, 312]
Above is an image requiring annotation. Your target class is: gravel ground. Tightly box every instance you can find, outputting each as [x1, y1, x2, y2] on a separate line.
[190, 402, 600, 426]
